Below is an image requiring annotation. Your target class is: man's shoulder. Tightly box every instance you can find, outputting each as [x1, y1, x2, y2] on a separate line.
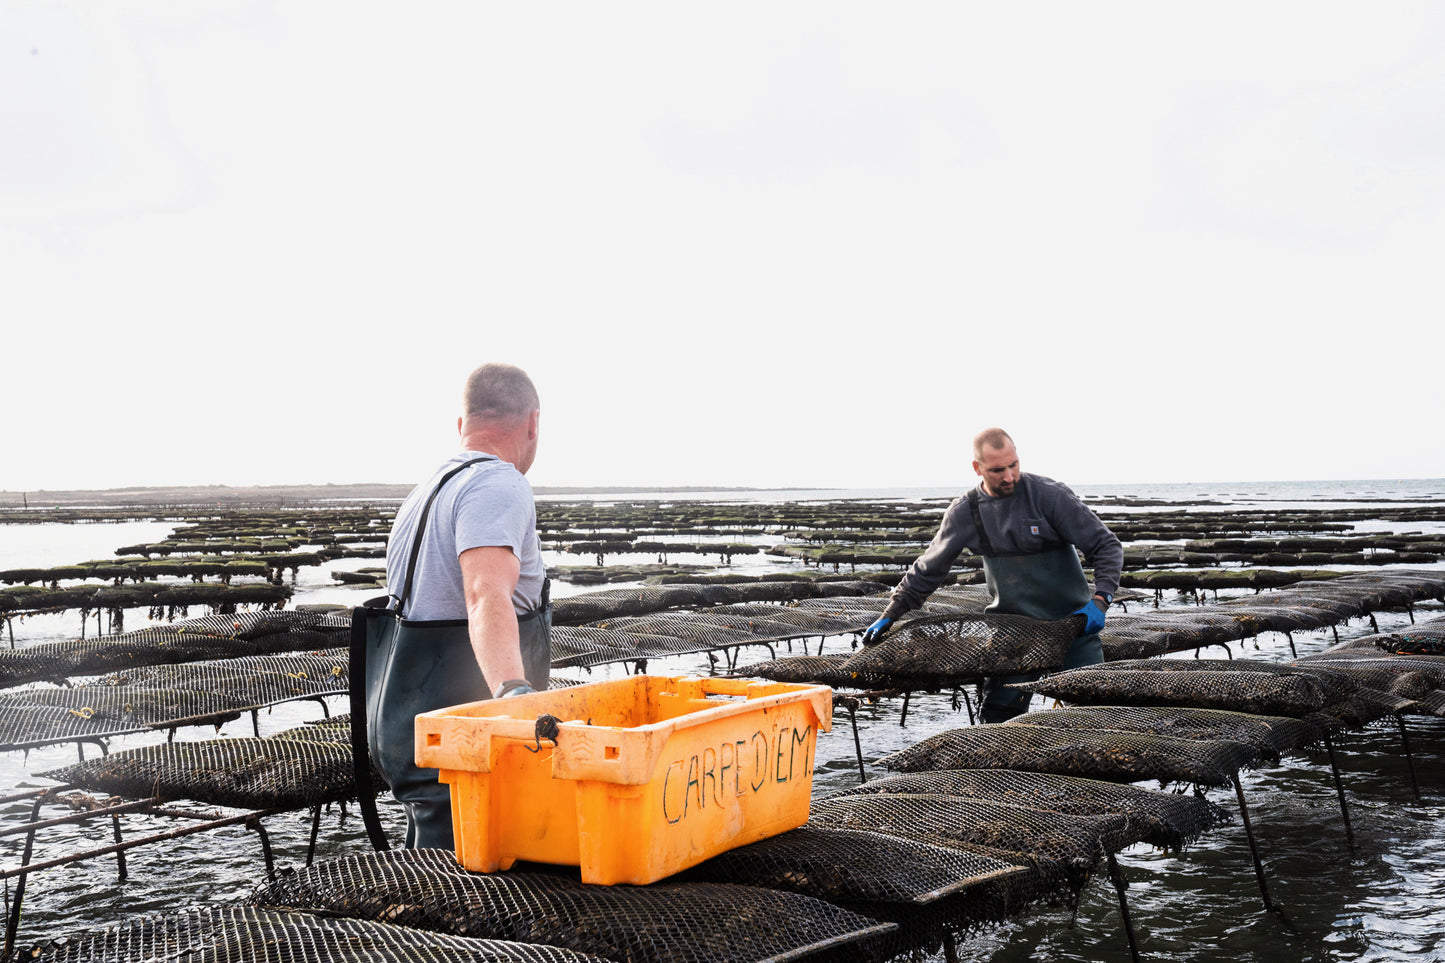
[455, 459, 534, 509]
[942, 488, 978, 515]
[1021, 473, 1083, 504]
[1023, 472, 1065, 491]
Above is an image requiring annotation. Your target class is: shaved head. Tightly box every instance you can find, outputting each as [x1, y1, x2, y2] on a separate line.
[972, 427, 1014, 461]
[463, 363, 539, 425]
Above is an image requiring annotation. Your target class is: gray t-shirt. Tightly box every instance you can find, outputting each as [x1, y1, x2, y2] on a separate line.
[385, 451, 545, 621]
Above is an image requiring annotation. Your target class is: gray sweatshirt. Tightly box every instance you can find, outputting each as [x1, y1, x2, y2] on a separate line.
[882, 473, 1123, 620]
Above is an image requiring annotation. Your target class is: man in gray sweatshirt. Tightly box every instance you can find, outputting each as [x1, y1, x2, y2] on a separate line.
[861, 427, 1123, 723]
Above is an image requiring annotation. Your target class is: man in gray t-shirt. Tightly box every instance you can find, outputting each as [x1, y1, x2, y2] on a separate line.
[369, 362, 552, 849]
[386, 454, 546, 623]
[861, 428, 1123, 723]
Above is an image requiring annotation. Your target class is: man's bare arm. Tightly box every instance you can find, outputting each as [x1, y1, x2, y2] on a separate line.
[460, 545, 528, 693]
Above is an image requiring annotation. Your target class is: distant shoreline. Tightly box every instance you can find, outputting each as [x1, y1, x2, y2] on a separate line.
[0, 483, 790, 508]
[2, 477, 1440, 510]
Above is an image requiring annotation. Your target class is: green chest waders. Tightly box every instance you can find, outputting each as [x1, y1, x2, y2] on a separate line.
[349, 457, 551, 851]
[968, 488, 1102, 723]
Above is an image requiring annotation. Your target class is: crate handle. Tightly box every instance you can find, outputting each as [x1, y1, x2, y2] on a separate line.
[526, 713, 563, 753]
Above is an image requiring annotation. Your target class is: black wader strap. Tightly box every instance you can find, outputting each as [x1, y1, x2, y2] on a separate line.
[967, 488, 997, 558]
[396, 456, 497, 617]
[349, 455, 493, 852]
[968, 485, 1069, 558]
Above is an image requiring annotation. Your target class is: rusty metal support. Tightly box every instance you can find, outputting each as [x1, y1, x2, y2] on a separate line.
[0, 793, 281, 957]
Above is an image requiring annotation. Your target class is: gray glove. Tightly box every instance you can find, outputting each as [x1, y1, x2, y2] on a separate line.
[494, 678, 536, 699]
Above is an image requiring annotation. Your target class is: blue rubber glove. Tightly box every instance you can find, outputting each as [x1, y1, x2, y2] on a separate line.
[860, 616, 894, 645]
[1072, 599, 1107, 636]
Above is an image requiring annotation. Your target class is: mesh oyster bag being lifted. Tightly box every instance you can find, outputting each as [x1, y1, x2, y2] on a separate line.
[840, 613, 1087, 689]
[26, 905, 608, 963]
[832, 768, 1231, 850]
[876, 725, 1259, 788]
[247, 848, 896, 963]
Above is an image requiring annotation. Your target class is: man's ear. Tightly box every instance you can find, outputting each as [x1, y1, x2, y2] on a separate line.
[528, 409, 540, 440]
[457, 415, 465, 437]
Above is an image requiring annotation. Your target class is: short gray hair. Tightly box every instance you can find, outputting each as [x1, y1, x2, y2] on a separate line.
[972, 427, 1014, 460]
[463, 363, 539, 423]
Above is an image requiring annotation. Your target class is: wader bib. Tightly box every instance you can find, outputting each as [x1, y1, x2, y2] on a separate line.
[968, 488, 1103, 723]
[350, 456, 551, 851]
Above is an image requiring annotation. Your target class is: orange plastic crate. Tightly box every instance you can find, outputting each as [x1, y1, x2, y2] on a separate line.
[414, 675, 833, 885]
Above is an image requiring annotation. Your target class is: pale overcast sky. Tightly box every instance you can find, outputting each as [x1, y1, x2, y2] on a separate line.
[4, 2, 1442, 493]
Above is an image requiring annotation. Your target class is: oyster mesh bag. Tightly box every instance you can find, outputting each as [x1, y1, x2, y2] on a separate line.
[1286, 662, 1438, 701]
[26, 904, 608, 963]
[1010, 667, 1333, 717]
[1010, 706, 1332, 761]
[41, 722, 364, 810]
[1301, 656, 1445, 713]
[832, 768, 1230, 850]
[1301, 654, 1445, 688]
[93, 650, 351, 702]
[877, 724, 1259, 788]
[734, 653, 862, 688]
[685, 825, 1084, 954]
[551, 585, 709, 623]
[0, 685, 246, 737]
[0, 652, 350, 750]
[705, 603, 864, 636]
[0, 704, 184, 752]
[682, 824, 1030, 905]
[247, 848, 896, 963]
[840, 613, 1087, 689]
[577, 614, 758, 655]
[806, 792, 1135, 876]
[1098, 614, 1248, 659]
[1037, 658, 1416, 725]
[0, 610, 348, 688]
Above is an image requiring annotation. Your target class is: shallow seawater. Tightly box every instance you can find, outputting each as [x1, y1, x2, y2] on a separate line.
[0, 492, 1443, 961]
